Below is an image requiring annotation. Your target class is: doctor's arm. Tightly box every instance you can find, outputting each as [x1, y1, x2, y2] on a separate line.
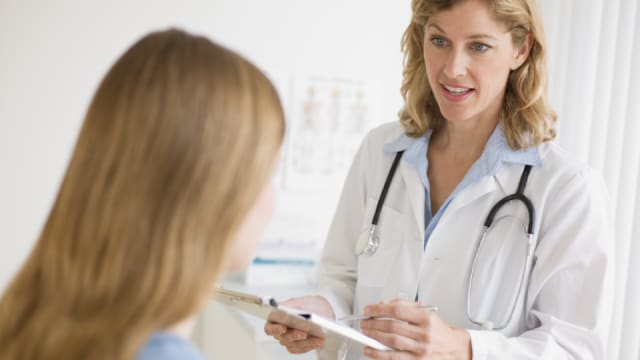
[468, 169, 614, 360]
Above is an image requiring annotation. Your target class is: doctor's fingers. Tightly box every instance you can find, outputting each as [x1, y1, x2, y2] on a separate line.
[360, 328, 423, 357]
[361, 319, 429, 344]
[363, 348, 418, 360]
[365, 301, 438, 326]
[278, 336, 325, 354]
[265, 323, 310, 342]
[264, 321, 288, 336]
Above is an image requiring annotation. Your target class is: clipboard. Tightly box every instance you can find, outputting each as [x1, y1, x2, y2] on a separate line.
[213, 287, 392, 351]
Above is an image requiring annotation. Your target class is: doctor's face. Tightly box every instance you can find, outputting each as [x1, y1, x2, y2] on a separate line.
[423, 0, 530, 127]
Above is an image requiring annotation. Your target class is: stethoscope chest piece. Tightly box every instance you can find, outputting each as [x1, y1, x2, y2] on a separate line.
[355, 225, 380, 256]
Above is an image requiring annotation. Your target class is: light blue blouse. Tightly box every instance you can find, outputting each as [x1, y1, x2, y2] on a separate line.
[383, 125, 542, 248]
[136, 332, 206, 360]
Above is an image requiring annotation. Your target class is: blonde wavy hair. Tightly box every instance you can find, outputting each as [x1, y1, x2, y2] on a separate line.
[0, 29, 284, 359]
[399, 0, 557, 149]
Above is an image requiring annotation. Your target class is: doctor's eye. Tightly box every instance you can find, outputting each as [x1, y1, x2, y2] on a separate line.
[430, 36, 449, 48]
[470, 42, 491, 53]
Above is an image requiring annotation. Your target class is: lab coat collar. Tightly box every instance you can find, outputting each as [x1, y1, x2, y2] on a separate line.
[488, 126, 542, 194]
[383, 131, 420, 153]
[381, 123, 543, 224]
[383, 124, 541, 165]
[383, 124, 542, 193]
[472, 123, 542, 176]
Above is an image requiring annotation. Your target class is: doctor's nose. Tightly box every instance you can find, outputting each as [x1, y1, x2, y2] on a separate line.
[444, 50, 469, 79]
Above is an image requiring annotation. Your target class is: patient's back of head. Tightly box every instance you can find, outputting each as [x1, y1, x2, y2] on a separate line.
[0, 28, 284, 359]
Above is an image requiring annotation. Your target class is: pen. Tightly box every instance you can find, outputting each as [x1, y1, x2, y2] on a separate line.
[338, 305, 438, 323]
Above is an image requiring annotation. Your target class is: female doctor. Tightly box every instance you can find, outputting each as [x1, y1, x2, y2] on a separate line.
[265, 0, 613, 359]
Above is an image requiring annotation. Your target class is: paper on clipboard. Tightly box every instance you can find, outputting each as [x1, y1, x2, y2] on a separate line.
[213, 287, 392, 351]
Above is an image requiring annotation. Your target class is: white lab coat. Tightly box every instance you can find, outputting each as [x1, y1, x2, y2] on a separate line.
[317, 122, 613, 359]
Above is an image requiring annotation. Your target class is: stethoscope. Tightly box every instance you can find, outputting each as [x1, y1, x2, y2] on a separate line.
[355, 151, 405, 256]
[355, 150, 536, 331]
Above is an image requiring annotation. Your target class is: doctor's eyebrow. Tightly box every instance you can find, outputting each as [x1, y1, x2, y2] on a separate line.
[426, 23, 499, 41]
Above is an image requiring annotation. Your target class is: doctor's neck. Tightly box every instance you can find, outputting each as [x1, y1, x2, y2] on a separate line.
[430, 117, 498, 162]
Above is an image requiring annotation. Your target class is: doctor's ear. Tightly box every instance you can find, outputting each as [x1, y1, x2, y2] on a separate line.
[511, 33, 533, 71]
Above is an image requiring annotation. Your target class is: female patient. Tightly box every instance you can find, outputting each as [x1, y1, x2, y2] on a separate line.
[0, 28, 284, 359]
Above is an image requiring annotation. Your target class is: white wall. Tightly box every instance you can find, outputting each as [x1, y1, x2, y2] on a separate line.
[0, 1, 411, 293]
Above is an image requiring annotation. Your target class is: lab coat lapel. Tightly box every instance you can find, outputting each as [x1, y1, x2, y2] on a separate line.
[445, 164, 522, 217]
[494, 165, 520, 195]
[398, 159, 425, 238]
[446, 175, 499, 216]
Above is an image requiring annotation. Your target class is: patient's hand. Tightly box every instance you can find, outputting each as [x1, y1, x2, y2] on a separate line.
[264, 295, 335, 354]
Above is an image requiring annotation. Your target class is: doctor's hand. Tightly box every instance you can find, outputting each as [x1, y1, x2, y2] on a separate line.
[360, 299, 471, 360]
[263, 295, 335, 354]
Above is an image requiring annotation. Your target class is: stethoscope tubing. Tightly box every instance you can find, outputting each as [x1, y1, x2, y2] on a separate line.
[371, 151, 404, 226]
[483, 165, 535, 234]
[467, 164, 535, 330]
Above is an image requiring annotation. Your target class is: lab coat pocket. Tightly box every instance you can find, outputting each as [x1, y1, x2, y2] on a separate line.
[467, 209, 531, 328]
[355, 196, 405, 287]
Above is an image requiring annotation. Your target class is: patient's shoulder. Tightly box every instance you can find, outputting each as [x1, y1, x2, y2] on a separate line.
[136, 332, 205, 360]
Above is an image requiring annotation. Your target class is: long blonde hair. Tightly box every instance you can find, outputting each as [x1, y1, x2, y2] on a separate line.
[0, 28, 284, 359]
[399, 0, 556, 149]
